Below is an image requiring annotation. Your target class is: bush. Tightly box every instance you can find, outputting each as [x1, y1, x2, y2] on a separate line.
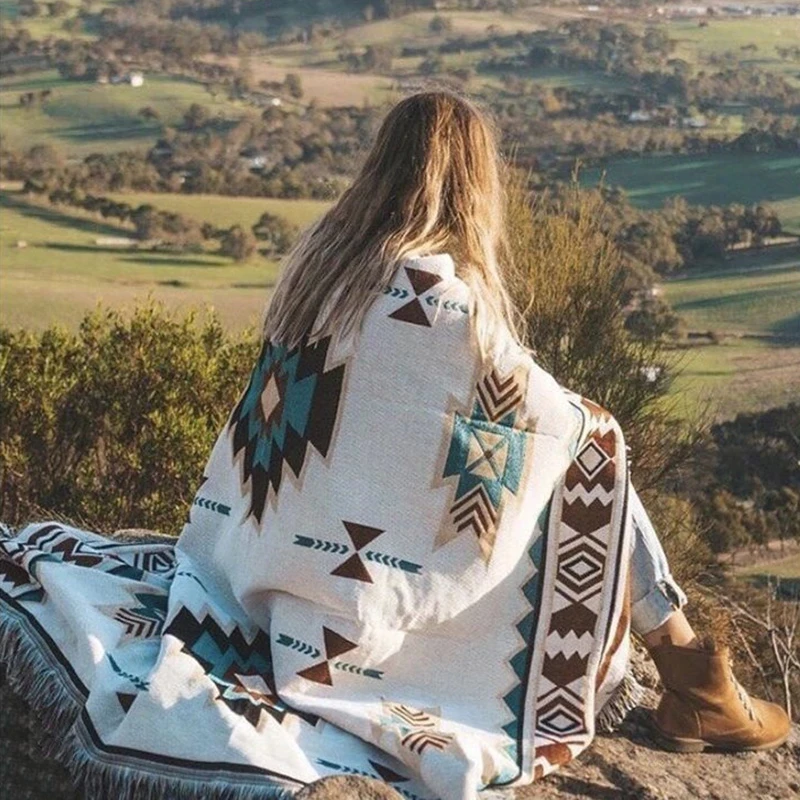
[219, 225, 258, 261]
[0, 306, 257, 533]
[505, 176, 708, 584]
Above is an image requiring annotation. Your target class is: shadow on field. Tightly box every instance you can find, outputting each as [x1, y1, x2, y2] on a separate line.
[0, 192, 124, 238]
[49, 122, 160, 144]
[119, 256, 222, 268]
[39, 244, 222, 268]
[771, 312, 800, 341]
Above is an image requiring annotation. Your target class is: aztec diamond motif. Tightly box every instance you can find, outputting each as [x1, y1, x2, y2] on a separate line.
[438, 368, 529, 562]
[229, 336, 346, 522]
[165, 606, 316, 728]
[278, 626, 383, 686]
[387, 267, 444, 327]
[293, 520, 422, 583]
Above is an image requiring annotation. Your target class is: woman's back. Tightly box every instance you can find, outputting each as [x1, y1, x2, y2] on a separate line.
[175, 252, 623, 796]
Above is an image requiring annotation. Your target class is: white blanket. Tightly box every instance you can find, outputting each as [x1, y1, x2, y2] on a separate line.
[1, 254, 634, 800]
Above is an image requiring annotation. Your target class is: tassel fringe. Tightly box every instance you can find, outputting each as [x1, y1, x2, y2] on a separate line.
[0, 604, 298, 800]
[595, 671, 646, 734]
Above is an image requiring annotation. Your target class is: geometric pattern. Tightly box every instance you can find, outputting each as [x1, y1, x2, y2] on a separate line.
[192, 495, 231, 517]
[372, 701, 454, 762]
[229, 335, 346, 523]
[500, 503, 549, 748]
[99, 589, 168, 643]
[532, 398, 623, 781]
[387, 267, 444, 327]
[292, 520, 422, 583]
[164, 605, 316, 728]
[0, 523, 150, 602]
[279, 626, 383, 686]
[438, 367, 529, 562]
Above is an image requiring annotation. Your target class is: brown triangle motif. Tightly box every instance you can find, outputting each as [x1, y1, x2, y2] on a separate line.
[389, 299, 431, 327]
[343, 521, 383, 551]
[404, 267, 443, 295]
[116, 692, 137, 713]
[323, 626, 358, 659]
[331, 553, 373, 583]
[369, 760, 409, 783]
[297, 661, 333, 686]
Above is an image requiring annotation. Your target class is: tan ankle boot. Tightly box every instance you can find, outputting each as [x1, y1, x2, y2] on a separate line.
[648, 637, 791, 753]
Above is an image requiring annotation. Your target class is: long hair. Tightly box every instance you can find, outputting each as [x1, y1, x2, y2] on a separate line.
[263, 91, 520, 354]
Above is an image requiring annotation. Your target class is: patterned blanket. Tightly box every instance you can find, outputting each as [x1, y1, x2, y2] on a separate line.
[1, 255, 635, 800]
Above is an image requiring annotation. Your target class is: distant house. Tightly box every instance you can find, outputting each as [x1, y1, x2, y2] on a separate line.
[129, 72, 144, 88]
[682, 115, 708, 128]
[628, 110, 653, 123]
[239, 148, 268, 171]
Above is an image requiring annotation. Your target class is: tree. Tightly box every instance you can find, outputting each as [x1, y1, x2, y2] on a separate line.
[363, 44, 393, 72]
[183, 104, 211, 131]
[138, 106, 160, 122]
[429, 15, 453, 35]
[251, 212, 298, 255]
[220, 225, 257, 262]
[284, 73, 303, 100]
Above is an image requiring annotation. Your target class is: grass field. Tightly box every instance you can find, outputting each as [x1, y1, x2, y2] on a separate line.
[107, 191, 329, 229]
[667, 16, 800, 87]
[581, 153, 800, 226]
[0, 189, 303, 331]
[666, 249, 800, 338]
[738, 552, 800, 581]
[0, 71, 246, 157]
[663, 246, 800, 420]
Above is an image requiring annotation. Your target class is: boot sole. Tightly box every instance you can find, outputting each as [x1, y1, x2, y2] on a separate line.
[652, 726, 791, 754]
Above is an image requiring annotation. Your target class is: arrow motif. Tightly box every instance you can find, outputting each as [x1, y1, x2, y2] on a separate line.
[192, 496, 232, 516]
[364, 551, 422, 574]
[276, 633, 320, 659]
[294, 535, 350, 555]
[383, 286, 409, 299]
[333, 661, 383, 680]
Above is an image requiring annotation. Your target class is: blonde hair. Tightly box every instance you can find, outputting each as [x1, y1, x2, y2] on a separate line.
[263, 91, 520, 354]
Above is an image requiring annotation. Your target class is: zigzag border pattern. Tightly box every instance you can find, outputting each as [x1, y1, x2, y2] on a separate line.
[531, 398, 625, 781]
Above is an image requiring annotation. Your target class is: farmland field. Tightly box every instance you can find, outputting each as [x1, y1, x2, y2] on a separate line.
[107, 192, 330, 230]
[0, 188, 290, 331]
[581, 153, 800, 229]
[666, 250, 800, 338]
[667, 16, 800, 87]
[0, 71, 246, 158]
[663, 246, 800, 420]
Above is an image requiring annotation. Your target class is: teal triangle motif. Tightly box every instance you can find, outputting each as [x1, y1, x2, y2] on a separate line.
[510, 648, 528, 680]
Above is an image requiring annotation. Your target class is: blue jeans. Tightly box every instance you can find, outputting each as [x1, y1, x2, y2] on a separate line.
[629, 484, 688, 636]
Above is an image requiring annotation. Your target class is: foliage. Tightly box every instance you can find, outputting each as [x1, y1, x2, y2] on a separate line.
[680, 405, 800, 554]
[504, 176, 707, 582]
[0, 306, 257, 533]
[219, 224, 258, 261]
[251, 211, 298, 255]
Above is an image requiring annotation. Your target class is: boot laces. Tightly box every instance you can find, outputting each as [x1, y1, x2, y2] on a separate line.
[728, 657, 759, 725]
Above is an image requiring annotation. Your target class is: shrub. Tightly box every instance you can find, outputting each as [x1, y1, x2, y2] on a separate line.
[0, 306, 257, 533]
[505, 176, 708, 584]
[220, 225, 258, 261]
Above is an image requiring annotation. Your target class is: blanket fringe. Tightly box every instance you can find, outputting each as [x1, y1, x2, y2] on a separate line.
[0, 606, 297, 800]
[595, 671, 646, 734]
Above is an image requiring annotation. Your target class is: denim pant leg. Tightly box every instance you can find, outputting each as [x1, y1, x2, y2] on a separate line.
[628, 483, 688, 636]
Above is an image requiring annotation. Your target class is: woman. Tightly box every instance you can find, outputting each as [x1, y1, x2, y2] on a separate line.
[0, 92, 789, 800]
